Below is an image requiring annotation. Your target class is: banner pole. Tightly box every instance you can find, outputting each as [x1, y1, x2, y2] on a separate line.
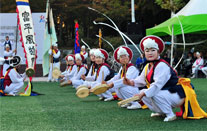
[15, 15, 18, 55]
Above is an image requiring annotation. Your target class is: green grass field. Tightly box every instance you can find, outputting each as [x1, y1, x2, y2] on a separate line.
[1, 79, 207, 131]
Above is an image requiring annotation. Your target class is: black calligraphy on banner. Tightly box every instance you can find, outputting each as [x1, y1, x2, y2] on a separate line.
[24, 23, 32, 34]
[31, 57, 35, 66]
[28, 46, 36, 55]
[25, 35, 35, 44]
[22, 11, 30, 22]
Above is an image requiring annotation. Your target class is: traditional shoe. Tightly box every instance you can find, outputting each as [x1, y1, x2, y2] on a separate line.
[127, 104, 141, 110]
[99, 97, 104, 101]
[104, 97, 114, 102]
[151, 113, 163, 117]
[120, 103, 130, 108]
[163, 115, 176, 122]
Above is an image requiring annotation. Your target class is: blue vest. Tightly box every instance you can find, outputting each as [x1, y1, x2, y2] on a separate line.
[4, 41, 12, 50]
[150, 59, 185, 98]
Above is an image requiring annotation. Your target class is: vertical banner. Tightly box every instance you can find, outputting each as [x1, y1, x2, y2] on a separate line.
[74, 22, 80, 54]
[43, 0, 57, 76]
[16, 0, 36, 77]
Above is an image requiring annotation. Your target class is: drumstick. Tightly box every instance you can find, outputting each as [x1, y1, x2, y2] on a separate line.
[102, 71, 104, 82]
[124, 64, 126, 78]
[117, 95, 140, 106]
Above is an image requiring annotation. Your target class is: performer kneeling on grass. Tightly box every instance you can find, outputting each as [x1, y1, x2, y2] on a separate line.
[72, 49, 98, 88]
[2, 56, 26, 96]
[103, 46, 141, 109]
[63, 53, 87, 87]
[48, 43, 61, 82]
[59, 54, 77, 83]
[89, 49, 114, 101]
[81, 49, 97, 82]
[123, 35, 207, 122]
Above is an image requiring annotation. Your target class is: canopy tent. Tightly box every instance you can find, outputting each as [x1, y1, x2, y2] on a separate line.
[146, 0, 207, 36]
[146, 0, 207, 68]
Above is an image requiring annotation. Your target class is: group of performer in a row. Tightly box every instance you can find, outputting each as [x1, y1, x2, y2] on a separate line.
[50, 35, 207, 122]
[0, 35, 206, 122]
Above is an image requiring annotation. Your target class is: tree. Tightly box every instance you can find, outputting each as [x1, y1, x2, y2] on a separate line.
[155, 0, 189, 16]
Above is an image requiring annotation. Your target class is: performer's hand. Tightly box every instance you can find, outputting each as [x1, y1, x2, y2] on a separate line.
[101, 81, 106, 84]
[59, 75, 64, 78]
[107, 83, 114, 88]
[13, 49, 17, 53]
[123, 77, 133, 86]
[134, 92, 145, 101]
[68, 80, 72, 85]
[81, 74, 85, 80]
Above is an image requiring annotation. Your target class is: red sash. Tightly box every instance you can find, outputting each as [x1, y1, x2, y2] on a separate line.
[96, 63, 110, 79]
[146, 59, 177, 84]
[77, 64, 85, 72]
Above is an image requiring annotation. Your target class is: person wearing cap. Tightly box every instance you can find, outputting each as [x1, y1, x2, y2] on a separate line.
[81, 49, 97, 81]
[71, 49, 98, 89]
[123, 35, 184, 121]
[59, 54, 77, 83]
[80, 45, 88, 60]
[70, 49, 98, 89]
[2, 56, 26, 96]
[191, 52, 204, 78]
[48, 43, 61, 82]
[88, 49, 114, 101]
[1, 36, 14, 50]
[124, 35, 207, 121]
[65, 53, 87, 87]
[104, 46, 141, 109]
[1, 44, 16, 77]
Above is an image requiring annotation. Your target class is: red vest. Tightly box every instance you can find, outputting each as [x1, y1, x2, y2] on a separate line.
[77, 64, 86, 72]
[67, 64, 74, 72]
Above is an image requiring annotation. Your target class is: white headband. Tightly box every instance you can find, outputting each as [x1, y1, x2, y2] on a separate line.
[81, 45, 85, 49]
[94, 49, 105, 59]
[53, 43, 58, 47]
[75, 54, 82, 61]
[117, 47, 129, 59]
[67, 56, 74, 61]
[5, 44, 10, 48]
[196, 52, 200, 55]
[143, 38, 159, 50]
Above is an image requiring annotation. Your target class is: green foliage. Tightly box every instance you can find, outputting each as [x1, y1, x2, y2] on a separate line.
[0, 80, 207, 130]
[0, 0, 16, 13]
[155, 0, 188, 13]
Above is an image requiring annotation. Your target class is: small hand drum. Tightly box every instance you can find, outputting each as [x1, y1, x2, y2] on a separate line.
[76, 87, 90, 98]
[26, 68, 35, 77]
[60, 81, 70, 87]
[117, 96, 140, 107]
[91, 84, 110, 95]
[52, 67, 61, 79]
[76, 85, 88, 90]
